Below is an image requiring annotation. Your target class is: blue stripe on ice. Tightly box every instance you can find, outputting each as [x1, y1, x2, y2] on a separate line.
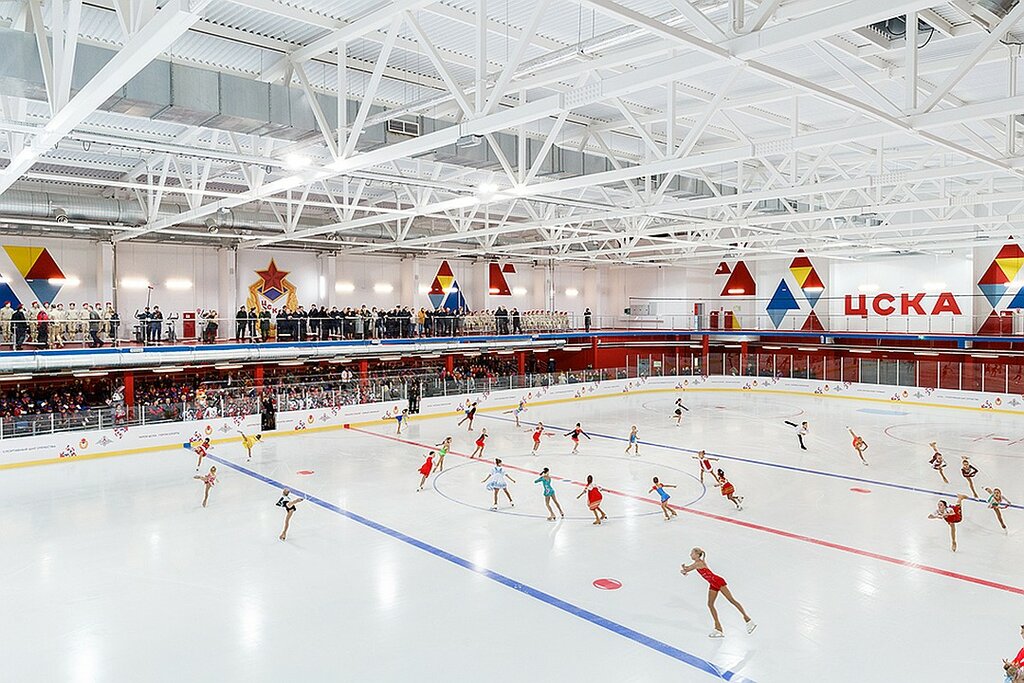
[206, 452, 755, 682]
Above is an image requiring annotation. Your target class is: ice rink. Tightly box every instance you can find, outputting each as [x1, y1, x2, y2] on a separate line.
[3, 389, 1022, 682]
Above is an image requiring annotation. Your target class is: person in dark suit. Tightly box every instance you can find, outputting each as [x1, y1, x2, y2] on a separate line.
[150, 306, 164, 342]
[12, 304, 26, 350]
[511, 307, 522, 334]
[259, 309, 271, 341]
[235, 306, 248, 341]
[584, 307, 592, 332]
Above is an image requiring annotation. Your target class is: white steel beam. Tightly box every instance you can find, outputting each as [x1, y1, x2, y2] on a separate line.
[0, 0, 207, 197]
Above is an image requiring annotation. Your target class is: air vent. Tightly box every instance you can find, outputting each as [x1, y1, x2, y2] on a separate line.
[386, 119, 420, 137]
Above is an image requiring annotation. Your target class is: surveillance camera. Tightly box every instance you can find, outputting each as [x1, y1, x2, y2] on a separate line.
[54, 208, 68, 224]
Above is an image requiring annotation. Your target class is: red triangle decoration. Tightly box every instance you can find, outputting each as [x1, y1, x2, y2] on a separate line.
[501, 263, 516, 274]
[977, 310, 1004, 335]
[715, 262, 731, 275]
[789, 255, 813, 269]
[996, 244, 1024, 260]
[979, 260, 1010, 285]
[802, 269, 825, 290]
[436, 261, 454, 278]
[488, 262, 511, 296]
[801, 310, 826, 331]
[720, 261, 755, 296]
[24, 248, 65, 280]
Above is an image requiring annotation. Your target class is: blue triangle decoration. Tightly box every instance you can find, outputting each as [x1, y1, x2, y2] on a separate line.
[803, 288, 823, 308]
[766, 279, 800, 328]
[980, 283, 1009, 308]
[26, 279, 62, 305]
[0, 281, 21, 309]
[428, 292, 444, 309]
[1006, 287, 1024, 309]
[440, 279, 467, 310]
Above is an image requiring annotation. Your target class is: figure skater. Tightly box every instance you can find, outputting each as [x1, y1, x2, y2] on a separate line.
[929, 493, 968, 551]
[673, 398, 690, 425]
[483, 458, 515, 510]
[1004, 624, 1024, 681]
[846, 427, 868, 465]
[784, 420, 808, 450]
[433, 436, 452, 472]
[505, 398, 527, 427]
[564, 423, 591, 454]
[277, 488, 303, 540]
[192, 437, 211, 471]
[534, 467, 564, 521]
[576, 474, 607, 525]
[680, 547, 756, 638]
[650, 476, 677, 520]
[395, 408, 409, 434]
[625, 425, 640, 456]
[417, 451, 435, 491]
[928, 442, 949, 484]
[238, 431, 261, 462]
[961, 456, 979, 497]
[692, 450, 719, 484]
[716, 468, 743, 510]
[984, 487, 1011, 530]
[470, 429, 488, 458]
[458, 401, 478, 430]
[193, 465, 217, 507]
[531, 423, 545, 454]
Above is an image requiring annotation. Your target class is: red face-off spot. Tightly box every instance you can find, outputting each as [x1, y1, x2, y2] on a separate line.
[297, 470, 315, 475]
[850, 488, 871, 494]
[593, 578, 622, 590]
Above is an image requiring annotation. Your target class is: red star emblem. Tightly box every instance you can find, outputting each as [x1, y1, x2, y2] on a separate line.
[256, 259, 288, 292]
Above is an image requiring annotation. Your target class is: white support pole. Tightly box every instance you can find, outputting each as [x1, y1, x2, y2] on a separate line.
[906, 11, 918, 111]
[476, 0, 487, 114]
[1009, 45, 1019, 156]
[337, 39, 348, 153]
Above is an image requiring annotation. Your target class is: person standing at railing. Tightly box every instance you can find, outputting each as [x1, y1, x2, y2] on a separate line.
[88, 305, 103, 348]
[0, 301, 12, 344]
[259, 309, 271, 342]
[106, 304, 120, 345]
[36, 302, 50, 347]
[11, 304, 26, 350]
[149, 306, 164, 343]
[584, 307, 592, 332]
[234, 306, 248, 342]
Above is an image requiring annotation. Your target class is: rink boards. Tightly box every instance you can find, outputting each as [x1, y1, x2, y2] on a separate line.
[2, 374, 1022, 469]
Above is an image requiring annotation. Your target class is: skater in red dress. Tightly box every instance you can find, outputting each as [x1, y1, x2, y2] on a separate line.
[576, 474, 607, 525]
[681, 547, 756, 638]
[192, 437, 211, 471]
[692, 450, 719, 484]
[928, 442, 949, 484]
[846, 427, 869, 465]
[531, 423, 545, 454]
[929, 493, 968, 551]
[470, 429, 488, 458]
[715, 468, 743, 510]
[417, 451, 435, 491]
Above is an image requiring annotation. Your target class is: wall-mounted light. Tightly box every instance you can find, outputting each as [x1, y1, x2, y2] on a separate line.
[165, 278, 192, 290]
[565, 288, 579, 297]
[512, 287, 527, 296]
[336, 282, 355, 293]
[374, 283, 394, 294]
[121, 277, 150, 289]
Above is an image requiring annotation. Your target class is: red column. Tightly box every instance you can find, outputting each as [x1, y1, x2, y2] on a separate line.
[254, 364, 264, 394]
[590, 335, 599, 368]
[740, 341, 748, 376]
[359, 359, 369, 393]
[124, 371, 135, 419]
[516, 351, 526, 376]
[701, 334, 710, 375]
[445, 354, 455, 373]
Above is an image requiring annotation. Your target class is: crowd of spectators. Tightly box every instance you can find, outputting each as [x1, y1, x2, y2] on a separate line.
[225, 304, 572, 343]
[1, 297, 580, 350]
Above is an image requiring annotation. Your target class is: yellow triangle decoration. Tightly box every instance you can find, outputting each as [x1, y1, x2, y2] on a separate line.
[3, 246, 43, 277]
[996, 257, 1024, 282]
[789, 266, 812, 288]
